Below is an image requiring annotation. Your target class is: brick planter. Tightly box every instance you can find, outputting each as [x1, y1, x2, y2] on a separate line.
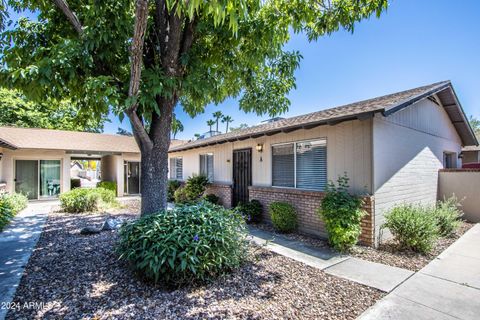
[249, 186, 375, 247]
[205, 183, 233, 208]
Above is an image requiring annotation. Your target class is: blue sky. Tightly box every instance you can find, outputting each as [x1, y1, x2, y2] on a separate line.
[11, 1, 480, 138]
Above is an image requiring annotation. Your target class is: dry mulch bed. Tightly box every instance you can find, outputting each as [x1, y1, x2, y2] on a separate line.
[7, 201, 382, 320]
[254, 221, 474, 272]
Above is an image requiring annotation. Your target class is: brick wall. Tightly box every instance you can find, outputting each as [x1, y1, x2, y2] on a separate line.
[205, 183, 233, 208]
[249, 186, 375, 247]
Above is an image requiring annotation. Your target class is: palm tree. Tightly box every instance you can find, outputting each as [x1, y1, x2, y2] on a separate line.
[212, 111, 223, 132]
[171, 118, 184, 139]
[194, 133, 201, 140]
[207, 119, 215, 132]
[221, 115, 233, 133]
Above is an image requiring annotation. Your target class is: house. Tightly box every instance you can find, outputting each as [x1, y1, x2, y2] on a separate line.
[168, 81, 478, 246]
[0, 127, 188, 200]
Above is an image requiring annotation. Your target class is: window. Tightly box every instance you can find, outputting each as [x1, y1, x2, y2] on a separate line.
[443, 152, 456, 169]
[169, 157, 183, 180]
[272, 139, 327, 191]
[200, 153, 214, 181]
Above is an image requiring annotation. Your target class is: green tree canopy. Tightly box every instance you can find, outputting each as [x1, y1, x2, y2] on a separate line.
[0, 0, 388, 214]
[469, 116, 480, 139]
[0, 88, 105, 132]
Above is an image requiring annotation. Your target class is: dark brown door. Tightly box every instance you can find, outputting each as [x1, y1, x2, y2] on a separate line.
[232, 148, 252, 206]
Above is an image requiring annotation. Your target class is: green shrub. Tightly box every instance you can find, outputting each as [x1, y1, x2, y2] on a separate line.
[269, 202, 297, 233]
[0, 192, 28, 231]
[236, 199, 263, 223]
[318, 174, 365, 252]
[59, 188, 117, 213]
[60, 188, 99, 213]
[432, 196, 462, 237]
[203, 193, 220, 205]
[96, 187, 117, 204]
[96, 181, 117, 194]
[71, 178, 81, 189]
[167, 180, 182, 202]
[118, 201, 248, 287]
[383, 204, 439, 253]
[174, 175, 209, 204]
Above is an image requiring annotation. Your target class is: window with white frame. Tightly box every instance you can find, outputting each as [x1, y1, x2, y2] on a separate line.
[169, 157, 183, 180]
[199, 153, 214, 181]
[272, 139, 327, 191]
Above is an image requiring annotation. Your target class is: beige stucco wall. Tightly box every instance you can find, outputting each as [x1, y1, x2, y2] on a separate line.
[438, 171, 480, 222]
[0, 148, 71, 195]
[169, 118, 373, 194]
[463, 151, 479, 164]
[373, 98, 463, 242]
[101, 153, 141, 196]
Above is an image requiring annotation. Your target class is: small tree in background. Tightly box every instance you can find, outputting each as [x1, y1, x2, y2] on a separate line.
[206, 120, 215, 133]
[213, 111, 223, 133]
[469, 116, 480, 140]
[222, 115, 234, 133]
[171, 117, 184, 139]
[0, 0, 389, 215]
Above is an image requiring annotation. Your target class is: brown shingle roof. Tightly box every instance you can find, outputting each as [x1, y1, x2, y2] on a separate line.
[0, 127, 140, 153]
[170, 80, 477, 152]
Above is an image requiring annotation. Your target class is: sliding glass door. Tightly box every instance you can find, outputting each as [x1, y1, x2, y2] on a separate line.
[15, 159, 61, 200]
[40, 160, 61, 198]
[15, 160, 39, 200]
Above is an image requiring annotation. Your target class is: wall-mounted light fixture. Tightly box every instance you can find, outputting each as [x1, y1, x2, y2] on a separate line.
[256, 144, 264, 162]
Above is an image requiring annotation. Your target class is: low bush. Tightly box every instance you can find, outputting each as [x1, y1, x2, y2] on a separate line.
[432, 196, 462, 237]
[174, 175, 209, 204]
[236, 199, 263, 223]
[0, 192, 28, 231]
[269, 202, 297, 233]
[383, 204, 439, 253]
[318, 174, 365, 252]
[203, 193, 220, 205]
[118, 202, 248, 287]
[167, 180, 182, 202]
[71, 178, 81, 189]
[59, 187, 117, 213]
[96, 181, 117, 194]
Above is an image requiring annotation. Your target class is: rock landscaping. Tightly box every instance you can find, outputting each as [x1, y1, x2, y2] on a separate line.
[7, 200, 383, 320]
[254, 221, 474, 272]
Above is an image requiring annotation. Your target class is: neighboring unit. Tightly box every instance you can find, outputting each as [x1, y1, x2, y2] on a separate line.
[168, 81, 478, 246]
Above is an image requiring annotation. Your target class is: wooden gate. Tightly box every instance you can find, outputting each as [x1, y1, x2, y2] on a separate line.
[232, 148, 252, 206]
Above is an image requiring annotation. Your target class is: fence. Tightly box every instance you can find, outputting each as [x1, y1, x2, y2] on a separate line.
[438, 169, 480, 222]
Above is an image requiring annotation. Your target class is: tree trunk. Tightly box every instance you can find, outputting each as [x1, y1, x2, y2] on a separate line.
[139, 97, 176, 215]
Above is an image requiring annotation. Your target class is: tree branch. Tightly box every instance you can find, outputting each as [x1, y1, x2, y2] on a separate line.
[52, 0, 83, 35]
[127, 0, 153, 151]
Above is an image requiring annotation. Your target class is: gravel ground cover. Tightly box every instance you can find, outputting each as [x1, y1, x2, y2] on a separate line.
[254, 221, 474, 271]
[7, 201, 383, 320]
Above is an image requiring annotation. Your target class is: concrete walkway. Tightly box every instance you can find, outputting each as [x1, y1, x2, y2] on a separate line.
[249, 227, 414, 292]
[0, 201, 56, 320]
[359, 224, 480, 320]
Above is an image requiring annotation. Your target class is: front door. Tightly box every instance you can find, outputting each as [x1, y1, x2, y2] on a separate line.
[15, 160, 39, 200]
[125, 161, 140, 194]
[232, 148, 252, 206]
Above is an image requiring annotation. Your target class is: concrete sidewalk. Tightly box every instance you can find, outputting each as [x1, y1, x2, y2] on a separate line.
[359, 224, 480, 320]
[0, 201, 55, 320]
[249, 227, 413, 292]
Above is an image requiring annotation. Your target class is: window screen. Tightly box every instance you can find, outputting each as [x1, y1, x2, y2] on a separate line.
[200, 154, 214, 181]
[272, 144, 295, 187]
[169, 157, 183, 180]
[272, 139, 327, 191]
[296, 140, 327, 191]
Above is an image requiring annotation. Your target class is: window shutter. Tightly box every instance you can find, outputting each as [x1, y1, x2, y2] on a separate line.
[272, 144, 294, 187]
[175, 158, 183, 180]
[207, 154, 214, 181]
[296, 140, 327, 191]
[169, 158, 175, 179]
